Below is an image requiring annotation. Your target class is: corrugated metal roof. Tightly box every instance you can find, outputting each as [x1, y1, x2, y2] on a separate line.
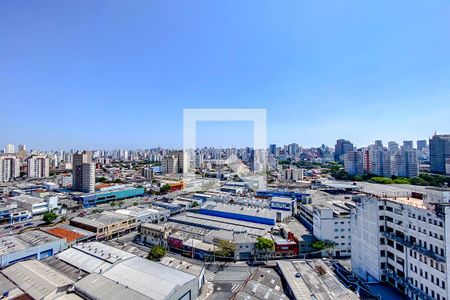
[2, 260, 73, 300]
[74, 273, 150, 300]
[102, 256, 197, 300]
[57, 247, 112, 274]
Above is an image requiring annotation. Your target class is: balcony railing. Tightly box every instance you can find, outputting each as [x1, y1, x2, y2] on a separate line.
[384, 268, 434, 300]
[384, 232, 446, 262]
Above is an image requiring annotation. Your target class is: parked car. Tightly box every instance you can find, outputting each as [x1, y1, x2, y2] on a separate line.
[24, 222, 33, 227]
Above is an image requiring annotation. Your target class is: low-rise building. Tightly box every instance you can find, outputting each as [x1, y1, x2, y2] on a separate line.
[204, 229, 257, 260]
[115, 206, 170, 224]
[0, 230, 67, 267]
[313, 202, 353, 258]
[277, 260, 359, 300]
[73, 186, 145, 207]
[70, 211, 137, 240]
[6, 195, 50, 215]
[73, 255, 199, 300]
[139, 223, 171, 247]
[2, 259, 74, 299]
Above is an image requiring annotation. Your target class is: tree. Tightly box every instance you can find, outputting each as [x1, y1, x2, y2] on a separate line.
[43, 212, 58, 223]
[191, 201, 200, 208]
[312, 240, 335, 257]
[96, 177, 107, 183]
[160, 184, 171, 194]
[255, 237, 274, 251]
[214, 240, 236, 257]
[110, 201, 117, 207]
[147, 245, 166, 261]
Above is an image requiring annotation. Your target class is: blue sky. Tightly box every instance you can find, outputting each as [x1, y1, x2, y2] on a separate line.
[1, 0, 450, 150]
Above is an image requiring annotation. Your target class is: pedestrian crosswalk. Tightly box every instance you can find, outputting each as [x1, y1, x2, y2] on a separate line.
[205, 270, 215, 282]
[231, 283, 243, 293]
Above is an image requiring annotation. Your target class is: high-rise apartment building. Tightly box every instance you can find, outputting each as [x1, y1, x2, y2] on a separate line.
[403, 140, 414, 151]
[372, 149, 391, 177]
[394, 150, 419, 178]
[26, 155, 49, 178]
[269, 144, 277, 156]
[388, 141, 400, 154]
[352, 194, 450, 300]
[161, 151, 183, 174]
[72, 151, 95, 193]
[344, 150, 364, 176]
[417, 140, 428, 151]
[430, 134, 450, 174]
[5, 144, 15, 154]
[335, 139, 354, 162]
[0, 156, 20, 182]
[287, 143, 299, 156]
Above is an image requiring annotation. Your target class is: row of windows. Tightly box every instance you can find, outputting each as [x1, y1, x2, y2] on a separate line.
[409, 213, 444, 228]
[410, 277, 446, 300]
[410, 249, 446, 273]
[409, 263, 446, 289]
[409, 224, 445, 241]
[334, 235, 351, 240]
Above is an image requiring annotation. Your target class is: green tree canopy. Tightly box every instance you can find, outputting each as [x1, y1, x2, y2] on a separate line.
[160, 184, 171, 194]
[214, 240, 236, 257]
[312, 240, 335, 251]
[43, 212, 58, 223]
[147, 245, 166, 261]
[255, 237, 274, 251]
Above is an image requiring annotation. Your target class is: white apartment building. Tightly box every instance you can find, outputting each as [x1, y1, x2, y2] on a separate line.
[352, 195, 450, 300]
[282, 167, 304, 181]
[313, 202, 353, 258]
[0, 156, 20, 182]
[27, 155, 49, 178]
[5, 144, 15, 154]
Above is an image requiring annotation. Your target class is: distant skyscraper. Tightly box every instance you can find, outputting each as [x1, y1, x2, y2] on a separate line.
[417, 140, 427, 151]
[5, 144, 15, 154]
[394, 150, 419, 178]
[0, 156, 20, 182]
[18, 144, 26, 152]
[27, 155, 49, 178]
[161, 151, 183, 174]
[72, 151, 95, 193]
[388, 141, 399, 154]
[269, 144, 277, 156]
[334, 139, 354, 162]
[430, 134, 450, 174]
[403, 140, 414, 151]
[374, 140, 383, 150]
[287, 143, 299, 156]
[372, 148, 391, 177]
[344, 150, 364, 176]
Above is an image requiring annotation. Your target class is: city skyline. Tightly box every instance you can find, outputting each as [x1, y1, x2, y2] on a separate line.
[1, 1, 450, 149]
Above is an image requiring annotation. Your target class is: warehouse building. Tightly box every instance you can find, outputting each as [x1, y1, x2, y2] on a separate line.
[73, 186, 145, 207]
[1, 259, 75, 299]
[199, 202, 286, 226]
[69, 248, 200, 300]
[0, 230, 67, 267]
[115, 205, 170, 224]
[170, 212, 271, 236]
